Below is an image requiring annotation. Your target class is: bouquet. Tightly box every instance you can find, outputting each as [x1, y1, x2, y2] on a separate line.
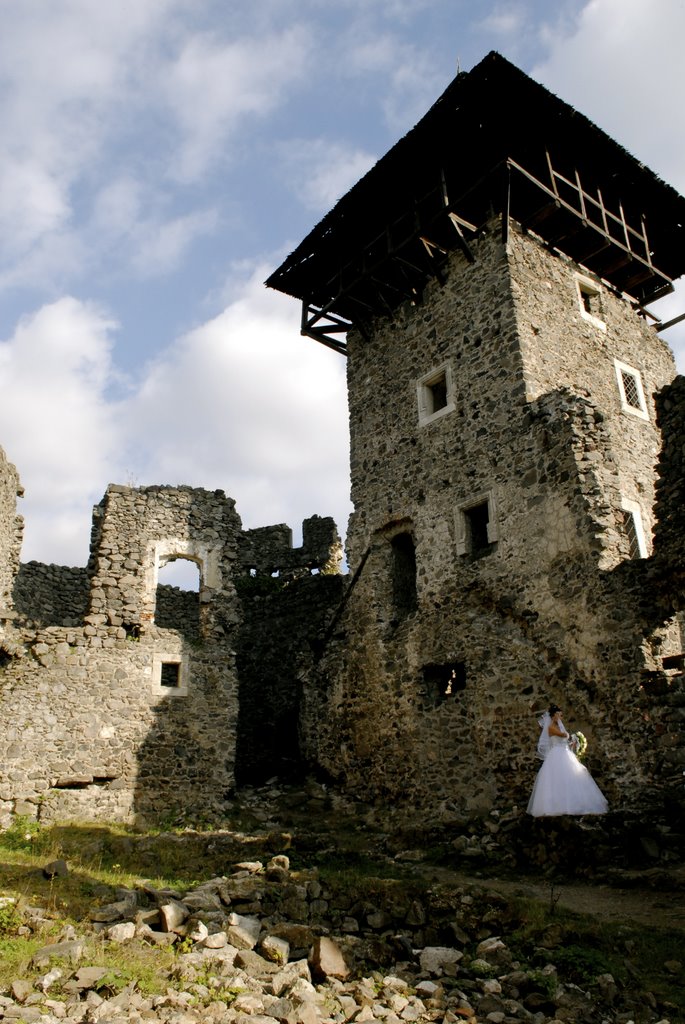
[569, 731, 587, 758]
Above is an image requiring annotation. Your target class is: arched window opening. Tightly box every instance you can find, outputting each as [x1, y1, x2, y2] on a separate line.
[155, 557, 201, 637]
[390, 532, 417, 621]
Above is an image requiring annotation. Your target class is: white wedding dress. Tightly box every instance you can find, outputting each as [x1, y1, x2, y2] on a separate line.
[527, 734, 608, 817]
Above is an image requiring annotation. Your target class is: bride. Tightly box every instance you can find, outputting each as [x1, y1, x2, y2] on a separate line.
[527, 704, 608, 817]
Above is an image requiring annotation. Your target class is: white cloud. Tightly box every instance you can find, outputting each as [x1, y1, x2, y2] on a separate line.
[533, 0, 685, 194]
[477, 4, 526, 36]
[532, 0, 685, 373]
[0, 4, 315, 287]
[280, 139, 378, 212]
[124, 264, 351, 534]
[0, 269, 351, 567]
[0, 297, 122, 564]
[0, 160, 70, 257]
[132, 208, 219, 277]
[345, 35, 447, 132]
[162, 26, 314, 182]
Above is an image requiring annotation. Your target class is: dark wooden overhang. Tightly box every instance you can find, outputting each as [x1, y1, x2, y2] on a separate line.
[266, 51, 685, 355]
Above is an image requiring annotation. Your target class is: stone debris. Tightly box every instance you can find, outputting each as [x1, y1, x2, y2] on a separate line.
[0, 851, 677, 1024]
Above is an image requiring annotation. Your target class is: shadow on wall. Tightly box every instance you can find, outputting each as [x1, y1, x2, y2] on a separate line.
[234, 572, 345, 787]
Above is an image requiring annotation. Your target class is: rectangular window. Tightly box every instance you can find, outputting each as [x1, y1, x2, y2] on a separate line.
[614, 359, 649, 420]
[621, 498, 648, 559]
[417, 363, 455, 425]
[456, 491, 498, 558]
[465, 502, 490, 553]
[575, 274, 606, 331]
[152, 653, 188, 696]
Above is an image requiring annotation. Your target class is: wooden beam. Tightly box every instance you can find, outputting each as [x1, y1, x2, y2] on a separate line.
[656, 310, 685, 333]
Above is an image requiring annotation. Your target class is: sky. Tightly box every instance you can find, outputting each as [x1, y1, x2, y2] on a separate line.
[1, 0, 685, 585]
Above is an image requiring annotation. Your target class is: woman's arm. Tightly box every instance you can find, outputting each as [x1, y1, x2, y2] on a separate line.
[548, 722, 568, 738]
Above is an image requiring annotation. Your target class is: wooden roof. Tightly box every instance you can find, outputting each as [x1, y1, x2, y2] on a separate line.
[266, 52, 685, 353]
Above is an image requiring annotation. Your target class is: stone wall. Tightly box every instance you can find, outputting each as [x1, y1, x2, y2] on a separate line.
[0, 446, 23, 631]
[0, 485, 243, 826]
[301, 219, 684, 817]
[654, 374, 685, 588]
[0, 460, 344, 827]
[234, 572, 344, 785]
[13, 563, 89, 627]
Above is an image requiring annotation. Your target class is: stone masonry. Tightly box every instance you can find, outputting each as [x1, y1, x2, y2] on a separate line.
[3, 54, 685, 830]
[0, 472, 342, 827]
[299, 221, 685, 817]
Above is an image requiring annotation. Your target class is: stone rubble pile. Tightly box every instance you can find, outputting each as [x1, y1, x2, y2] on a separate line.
[0, 853, 677, 1024]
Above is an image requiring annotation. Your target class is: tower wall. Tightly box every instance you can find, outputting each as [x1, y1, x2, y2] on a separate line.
[302, 220, 683, 816]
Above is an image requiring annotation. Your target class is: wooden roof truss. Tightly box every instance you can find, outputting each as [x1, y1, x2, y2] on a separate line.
[300, 152, 674, 354]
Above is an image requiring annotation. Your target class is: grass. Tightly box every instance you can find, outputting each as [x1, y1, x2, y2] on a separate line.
[1, 815, 684, 1018]
[506, 894, 685, 1012]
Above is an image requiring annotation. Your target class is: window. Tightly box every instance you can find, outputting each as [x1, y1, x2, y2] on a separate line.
[575, 274, 605, 331]
[390, 532, 418, 619]
[614, 359, 649, 420]
[621, 498, 648, 559]
[422, 661, 466, 707]
[160, 662, 180, 688]
[417, 363, 455, 425]
[152, 653, 188, 696]
[456, 491, 498, 558]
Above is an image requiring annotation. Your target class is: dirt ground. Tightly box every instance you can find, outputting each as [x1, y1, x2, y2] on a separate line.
[429, 867, 685, 931]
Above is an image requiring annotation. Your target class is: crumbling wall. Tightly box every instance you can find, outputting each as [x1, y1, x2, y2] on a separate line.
[13, 563, 89, 627]
[301, 222, 683, 817]
[0, 472, 345, 827]
[239, 515, 343, 576]
[654, 374, 685, 587]
[0, 446, 23, 631]
[0, 483, 244, 826]
[235, 572, 344, 785]
[234, 515, 344, 784]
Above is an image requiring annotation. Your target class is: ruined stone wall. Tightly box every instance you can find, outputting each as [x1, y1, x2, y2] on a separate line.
[302, 220, 683, 817]
[13, 563, 89, 627]
[0, 484, 244, 826]
[234, 572, 344, 785]
[0, 446, 23, 630]
[654, 374, 685, 584]
[0, 466, 345, 827]
[239, 516, 343, 576]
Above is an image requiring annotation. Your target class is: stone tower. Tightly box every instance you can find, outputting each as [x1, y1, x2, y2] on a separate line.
[267, 53, 685, 814]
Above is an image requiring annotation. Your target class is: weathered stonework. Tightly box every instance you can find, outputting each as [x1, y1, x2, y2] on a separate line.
[654, 374, 685, 590]
[299, 222, 685, 816]
[3, 54, 685, 831]
[0, 446, 23, 630]
[0, 473, 342, 827]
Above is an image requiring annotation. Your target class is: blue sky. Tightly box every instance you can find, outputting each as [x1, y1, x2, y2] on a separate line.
[1, 0, 684, 579]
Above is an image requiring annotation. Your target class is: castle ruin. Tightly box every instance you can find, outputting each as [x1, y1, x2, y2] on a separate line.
[1, 52, 684, 826]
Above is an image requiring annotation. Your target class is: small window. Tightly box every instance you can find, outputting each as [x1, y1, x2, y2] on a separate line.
[621, 498, 648, 559]
[152, 653, 188, 696]
[417, 364, 455, 425]
[575, 274, 606, 331]
[160, 662, 180, 688]
[614, 359, 649, 420]
[422, 661, 466, 707]
[456, 491, 498, 558]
